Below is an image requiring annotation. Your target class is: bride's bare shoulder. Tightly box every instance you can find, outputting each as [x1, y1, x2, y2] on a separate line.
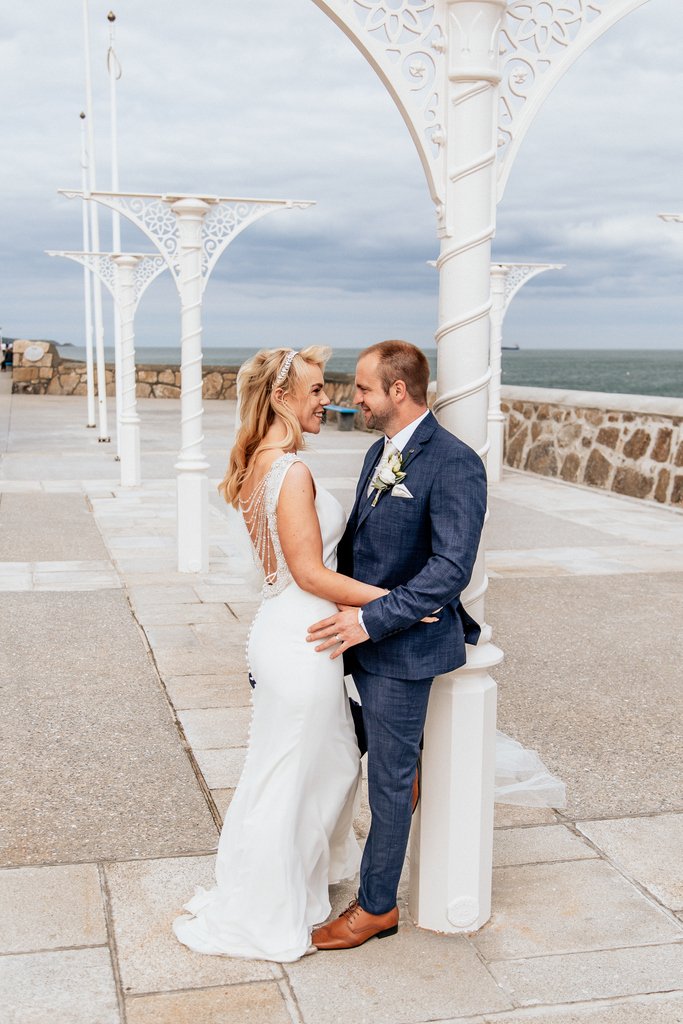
[279, 459, 317, 501]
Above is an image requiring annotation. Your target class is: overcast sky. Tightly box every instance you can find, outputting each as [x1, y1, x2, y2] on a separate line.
[1, 0, 682, 351]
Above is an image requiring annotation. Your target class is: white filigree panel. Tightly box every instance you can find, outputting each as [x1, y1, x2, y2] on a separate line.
[499, 261, 564, 315]
[311, 0, 447, 203]
[59, 192, 313, 295]
[132, 255, 167, 302]
[497, 0, 649, 199]
[47, 250, 167, 310]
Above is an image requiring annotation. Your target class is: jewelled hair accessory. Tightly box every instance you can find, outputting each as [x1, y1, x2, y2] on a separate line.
[273, 349, 298, 388]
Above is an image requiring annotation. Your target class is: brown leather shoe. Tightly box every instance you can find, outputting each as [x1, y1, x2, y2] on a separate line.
[312, 899, 398, 950]
[411, 762, 420, 815]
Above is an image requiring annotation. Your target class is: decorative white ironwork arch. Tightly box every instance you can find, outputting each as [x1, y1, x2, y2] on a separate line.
[311, 1, 448, 207]
[497, 0, 650, 199]
[47, 250, 167, 488]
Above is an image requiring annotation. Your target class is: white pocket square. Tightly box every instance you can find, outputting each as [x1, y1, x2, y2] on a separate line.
[391, 483, 413, 499]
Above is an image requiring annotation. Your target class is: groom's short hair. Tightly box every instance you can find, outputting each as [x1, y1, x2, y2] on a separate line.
[362, 340, 430, 405]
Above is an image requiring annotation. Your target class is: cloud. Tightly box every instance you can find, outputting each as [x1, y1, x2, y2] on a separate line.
[1, 0, 682, 350]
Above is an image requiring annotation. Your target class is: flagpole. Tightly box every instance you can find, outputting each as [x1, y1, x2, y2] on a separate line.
[107, 10, 123, 459]
[79, 112, 96, 427]
[82, 0, 110, 442]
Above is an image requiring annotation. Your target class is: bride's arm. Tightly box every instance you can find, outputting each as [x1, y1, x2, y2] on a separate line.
[278, 461, 386, 606]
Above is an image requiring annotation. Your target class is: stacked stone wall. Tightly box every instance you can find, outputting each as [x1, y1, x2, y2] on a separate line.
[9, 339, 358, 411]
[502, 386, 683, 507]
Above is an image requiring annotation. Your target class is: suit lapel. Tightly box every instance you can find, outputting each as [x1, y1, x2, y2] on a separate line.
[354, 413, 438, 533]
[348, 437, 384, 530]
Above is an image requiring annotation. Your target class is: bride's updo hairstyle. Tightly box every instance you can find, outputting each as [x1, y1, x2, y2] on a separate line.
[220, 345, 331, 508]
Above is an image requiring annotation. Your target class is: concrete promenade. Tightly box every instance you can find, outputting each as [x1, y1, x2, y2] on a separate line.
[1, 373, 682, 1024]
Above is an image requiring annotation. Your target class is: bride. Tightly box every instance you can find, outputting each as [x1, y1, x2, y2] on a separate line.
[173, 345, 389, 962]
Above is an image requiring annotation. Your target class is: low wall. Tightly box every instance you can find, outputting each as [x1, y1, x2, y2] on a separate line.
[9, 339, 357, 412]
[501, 386, 683, 507]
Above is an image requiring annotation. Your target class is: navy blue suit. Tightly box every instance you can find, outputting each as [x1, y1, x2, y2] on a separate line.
[337, 411, 487, 913]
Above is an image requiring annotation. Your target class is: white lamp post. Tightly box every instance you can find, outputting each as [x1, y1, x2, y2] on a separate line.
[311, 0, 650, 933]
[488, 262, 564, 483]
[46, 250, 166, 487]
[60, 190, 314, 573]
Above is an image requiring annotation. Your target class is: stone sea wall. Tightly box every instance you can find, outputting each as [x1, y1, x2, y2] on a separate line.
[501, 386, 683, 507]
[10, 339, 356, 410]
[12, 343, 683, 505]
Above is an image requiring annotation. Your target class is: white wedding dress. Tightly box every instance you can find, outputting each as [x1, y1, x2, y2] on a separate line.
[173, 454, 362, 963]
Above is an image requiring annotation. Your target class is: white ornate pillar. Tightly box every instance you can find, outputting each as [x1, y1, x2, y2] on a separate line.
[59, 190, 314, 572]
[488, 265, 507, 483]
[419, 0, 506, 934]
[46, 249, 166, 487]
[488, 262, 564, 483]
[173, 197, 211, 575]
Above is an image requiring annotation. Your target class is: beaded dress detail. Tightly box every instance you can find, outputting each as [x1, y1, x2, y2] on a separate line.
[173, 454, 362, 962]
[237, 452, 297, 599]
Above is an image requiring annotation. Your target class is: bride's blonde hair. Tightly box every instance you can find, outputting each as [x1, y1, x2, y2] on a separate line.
[220, 345, 332, 508]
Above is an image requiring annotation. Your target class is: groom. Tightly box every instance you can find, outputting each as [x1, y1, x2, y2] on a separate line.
[307, 340, 487, 950]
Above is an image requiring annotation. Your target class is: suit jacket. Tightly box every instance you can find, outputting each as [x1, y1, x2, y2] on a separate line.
[337, 411, 487, 681]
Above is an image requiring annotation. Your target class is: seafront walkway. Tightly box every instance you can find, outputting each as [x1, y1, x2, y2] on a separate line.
[1, 372, 682, 1024]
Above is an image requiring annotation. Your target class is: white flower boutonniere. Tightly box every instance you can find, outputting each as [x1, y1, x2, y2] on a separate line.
[370, 450, 407, 506]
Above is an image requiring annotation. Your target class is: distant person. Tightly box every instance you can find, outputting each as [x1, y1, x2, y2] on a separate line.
[2, 341, 13, 372]
[0, 340, 6, 372]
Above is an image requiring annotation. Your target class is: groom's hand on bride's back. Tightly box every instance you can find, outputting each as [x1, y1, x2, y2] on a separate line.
[306, 608, 369, 660]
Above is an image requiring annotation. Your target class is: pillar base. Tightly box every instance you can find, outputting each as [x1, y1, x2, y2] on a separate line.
[487, 414, 505, 484]
[175, 459, 210, 573]
[119, 418, 141, 488]
[409, 639, 502, 933]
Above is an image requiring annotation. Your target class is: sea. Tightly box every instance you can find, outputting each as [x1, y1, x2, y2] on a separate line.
[54, 345, 683, 399]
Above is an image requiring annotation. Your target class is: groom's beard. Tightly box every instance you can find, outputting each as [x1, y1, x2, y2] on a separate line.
[363, 403, 394, 434]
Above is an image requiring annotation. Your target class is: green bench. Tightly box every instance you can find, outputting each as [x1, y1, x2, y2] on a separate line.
[325, 404, 357, 431]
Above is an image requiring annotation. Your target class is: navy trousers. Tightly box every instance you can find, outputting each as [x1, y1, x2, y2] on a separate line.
[351, 665, 433, 916]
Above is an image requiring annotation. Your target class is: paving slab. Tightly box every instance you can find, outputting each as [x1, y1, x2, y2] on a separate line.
[0, 590, 217, 865]
[128, 584, 201, 607]
[105, 856, 274, 994]
[152, 645, 247, 679]
[178, 708, 252, 749]
[211, 788, 235, 820]
[577, 814, 683, 910]
[486, 497, 621, 551]
[488, 573, 683, 819]
[193, 748, 247, 789]
[471, 860, 682, 961]
[0, 863, 106, 953]
[492, 825, 598, 868]
[286, 922, 511, 1024]
[0, 947, 119, 1024]
[165, 674, 252, 710]
[489, 942, 683, 1007]
[494, 805, 558, 828]
[134, 604, 236, 626]
[0, 493, 110, 561]
[125, 981, 290, 1024]
[450, 991, 683, 1023]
